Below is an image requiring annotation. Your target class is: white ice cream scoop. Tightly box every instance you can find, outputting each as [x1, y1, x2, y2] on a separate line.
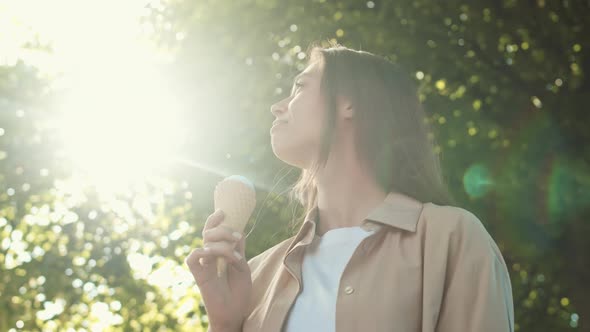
[213, 175, 256, 277]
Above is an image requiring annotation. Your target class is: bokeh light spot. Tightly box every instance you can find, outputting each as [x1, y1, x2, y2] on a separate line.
[463, 163, 494, 198]
[472, 99, 482, 110]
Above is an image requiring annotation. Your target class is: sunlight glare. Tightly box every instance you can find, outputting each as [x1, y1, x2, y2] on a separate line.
[58, 64, 186, 192]
[20, 0, 192, 192]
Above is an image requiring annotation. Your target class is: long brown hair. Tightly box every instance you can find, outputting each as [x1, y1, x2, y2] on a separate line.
[287, 40, 456, 231]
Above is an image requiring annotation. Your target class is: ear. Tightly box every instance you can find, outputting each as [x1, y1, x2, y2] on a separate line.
[336, 95, 354, 120]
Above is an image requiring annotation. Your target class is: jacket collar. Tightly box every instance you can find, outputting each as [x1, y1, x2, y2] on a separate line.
[285, 191, 424, 254]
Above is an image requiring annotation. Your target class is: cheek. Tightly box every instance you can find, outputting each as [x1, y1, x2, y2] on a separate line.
[288, 91, 325, 138]
[296, 109, 323, 145]
[290, 93, 323, 118]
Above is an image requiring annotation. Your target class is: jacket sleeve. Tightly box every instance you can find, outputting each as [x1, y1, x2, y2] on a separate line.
[435, 211, 515, 332]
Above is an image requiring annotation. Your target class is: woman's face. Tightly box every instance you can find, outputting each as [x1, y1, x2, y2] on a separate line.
[270, 61, 325, 169]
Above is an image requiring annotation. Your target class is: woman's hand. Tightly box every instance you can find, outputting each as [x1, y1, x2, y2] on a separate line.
[185, 209, 252, 332]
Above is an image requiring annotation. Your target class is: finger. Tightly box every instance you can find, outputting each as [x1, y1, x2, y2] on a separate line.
[203, 225, 243, 244]
[186, 248, 224, 272]
[185, 248, 223, 285]
[201, 244, 248, 273]
[203, 209, 225, 232]
[229, 237, 248, 273]
[204, 241, 243, 264]
[199, 256, 214, 266]
[234, 236, 246, 257]
[185, 247, 210, 274]
[227, 242, 249, 274]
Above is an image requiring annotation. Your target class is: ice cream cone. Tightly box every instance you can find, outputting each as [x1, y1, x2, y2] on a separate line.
[213, 175, 256, 277]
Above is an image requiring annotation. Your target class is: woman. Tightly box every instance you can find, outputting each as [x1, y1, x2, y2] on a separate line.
[185, 42, 515, 332]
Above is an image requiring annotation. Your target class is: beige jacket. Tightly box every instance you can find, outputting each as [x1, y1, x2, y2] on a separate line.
[242, 192, 514, 332]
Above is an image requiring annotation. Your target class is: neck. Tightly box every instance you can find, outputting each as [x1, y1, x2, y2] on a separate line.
[314, 144, 388, 236]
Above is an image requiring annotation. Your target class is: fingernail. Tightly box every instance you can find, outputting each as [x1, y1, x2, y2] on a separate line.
[232, 231, 242, 240]
[203, 247, 211, 252]
[199, 257, 205, 266]
[233, 250, 242, 260]
[216, 209, 224, 216]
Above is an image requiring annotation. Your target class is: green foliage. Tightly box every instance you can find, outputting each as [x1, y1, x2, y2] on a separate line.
[1, 0, 588, 330]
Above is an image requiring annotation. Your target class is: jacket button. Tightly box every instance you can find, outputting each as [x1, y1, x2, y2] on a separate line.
[344, 286, 354, 295]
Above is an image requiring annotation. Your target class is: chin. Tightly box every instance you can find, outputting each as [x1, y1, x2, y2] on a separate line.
[271, 143, 316, 170]
[272, 148, 300, 168]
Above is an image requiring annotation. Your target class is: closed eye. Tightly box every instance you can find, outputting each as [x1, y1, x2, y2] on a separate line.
[291, 81, 304, 96]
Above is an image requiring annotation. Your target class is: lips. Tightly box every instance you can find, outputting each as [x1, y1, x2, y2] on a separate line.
[272, 120, 288, 126]
[271, 120, 287, 134]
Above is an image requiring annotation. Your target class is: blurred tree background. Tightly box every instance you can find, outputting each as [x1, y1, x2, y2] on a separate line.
[0, 0, 588, 331]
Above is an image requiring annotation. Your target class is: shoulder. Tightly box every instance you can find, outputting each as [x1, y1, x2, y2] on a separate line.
[420, 205, 515, 331]
[247, 236, 294, 276]
[421, 202, 490, 240]
[420, 202, 502, 261]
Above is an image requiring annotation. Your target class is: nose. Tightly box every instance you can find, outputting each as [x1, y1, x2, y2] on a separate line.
[270, 99, 287, 119]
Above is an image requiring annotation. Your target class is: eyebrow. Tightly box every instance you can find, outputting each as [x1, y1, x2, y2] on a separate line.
[290, 73, 309, 94]
[293, 73, 309, 85]
[293, 73, 309, 83]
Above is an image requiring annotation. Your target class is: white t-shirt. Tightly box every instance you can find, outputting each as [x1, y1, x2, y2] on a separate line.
[283, 225, 376, 332]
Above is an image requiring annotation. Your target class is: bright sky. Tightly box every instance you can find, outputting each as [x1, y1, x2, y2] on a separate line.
[0, 0, 166, 72]
[1, 0, 192, 193]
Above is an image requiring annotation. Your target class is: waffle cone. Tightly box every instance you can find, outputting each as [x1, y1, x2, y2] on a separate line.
[213, 175, 256, 277]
